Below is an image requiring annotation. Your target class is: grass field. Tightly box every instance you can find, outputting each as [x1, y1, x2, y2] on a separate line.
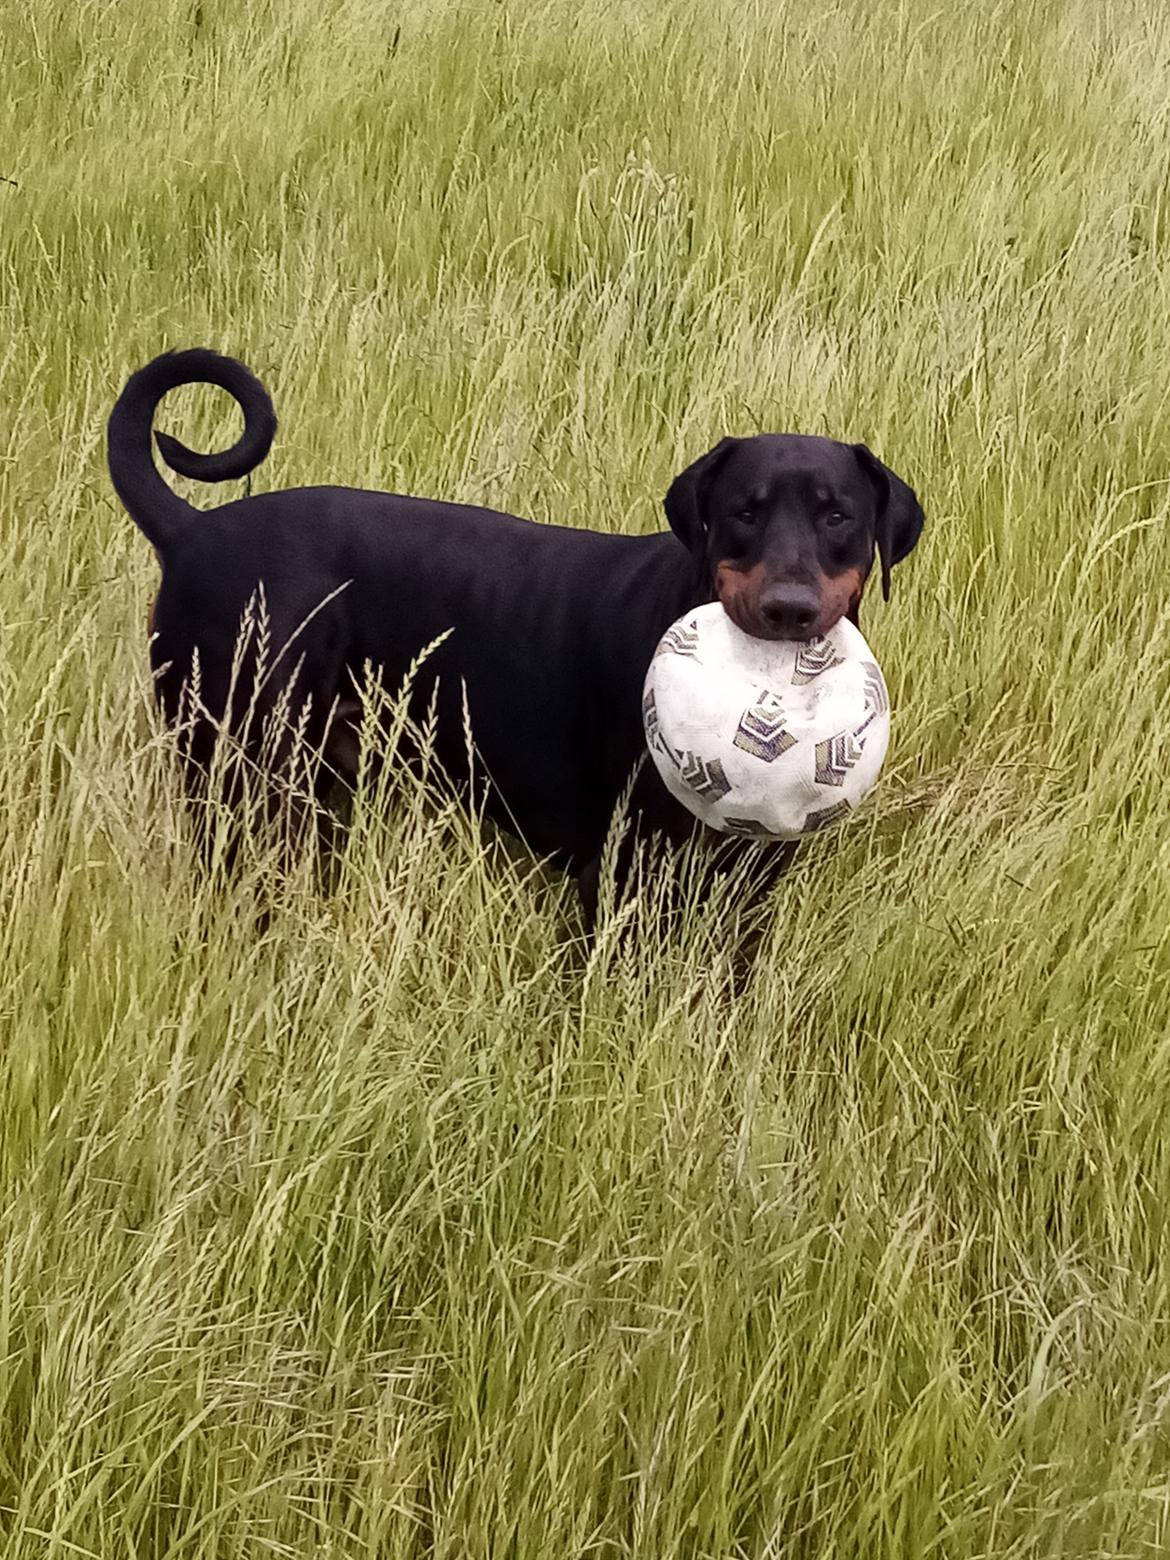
[4, 0, 1170, 1553]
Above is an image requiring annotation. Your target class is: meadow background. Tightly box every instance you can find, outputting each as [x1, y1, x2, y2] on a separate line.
[3, 0, 1170, 1553]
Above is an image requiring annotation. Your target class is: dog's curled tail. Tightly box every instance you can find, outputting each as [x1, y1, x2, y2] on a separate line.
[107, 348, 277, 552]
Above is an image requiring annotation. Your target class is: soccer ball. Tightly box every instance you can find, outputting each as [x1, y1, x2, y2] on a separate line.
[642, 604, 890, 841]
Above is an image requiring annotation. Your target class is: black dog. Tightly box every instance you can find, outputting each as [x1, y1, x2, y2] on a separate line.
[108, 350, 923, 921]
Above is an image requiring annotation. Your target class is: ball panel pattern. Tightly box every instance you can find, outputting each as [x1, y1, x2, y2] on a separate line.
[791, 640, 845, 684]
[803, 799, 853, 832]
[732, 694, 797, 762]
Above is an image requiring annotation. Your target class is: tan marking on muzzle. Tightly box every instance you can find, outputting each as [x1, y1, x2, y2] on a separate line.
[714, 560, 768, 629]
[718, 560, 869, 637]
[825, 566, 866, 628]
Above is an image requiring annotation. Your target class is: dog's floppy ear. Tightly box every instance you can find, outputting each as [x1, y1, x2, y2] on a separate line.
[664, 438, 740, 553]
[853, 444, 925, 601]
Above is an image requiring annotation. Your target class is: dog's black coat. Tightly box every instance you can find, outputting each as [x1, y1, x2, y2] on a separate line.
[109, 351, 924, 916]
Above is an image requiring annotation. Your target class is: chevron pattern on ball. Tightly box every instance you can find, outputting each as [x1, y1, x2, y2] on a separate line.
[733, 692, 798, 762]
[674, 750, 733, 802]
[654, 620, 701, 659]
[721, 814, 784, 838]
[804, 799, 853, 832]
[814, 728, 866, 786]
[791, 639, 844, 685]
[642, 687, 661, 749]
[861, 661, 889, 714]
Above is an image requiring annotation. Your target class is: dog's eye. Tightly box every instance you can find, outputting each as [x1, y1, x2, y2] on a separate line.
[824, 509, 848, 528]
[735, 508, 758, 525]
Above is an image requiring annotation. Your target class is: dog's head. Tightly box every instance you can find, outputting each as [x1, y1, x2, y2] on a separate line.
[664, 434, 924, 640]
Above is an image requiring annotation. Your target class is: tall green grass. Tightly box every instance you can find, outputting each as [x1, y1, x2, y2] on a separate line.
[3, 0, 1170, 1552]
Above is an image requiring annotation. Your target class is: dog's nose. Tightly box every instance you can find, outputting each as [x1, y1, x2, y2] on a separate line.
[758, 584, 820, 639]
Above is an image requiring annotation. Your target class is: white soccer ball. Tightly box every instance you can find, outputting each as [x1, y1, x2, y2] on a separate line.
[642, 604, 890, 841]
